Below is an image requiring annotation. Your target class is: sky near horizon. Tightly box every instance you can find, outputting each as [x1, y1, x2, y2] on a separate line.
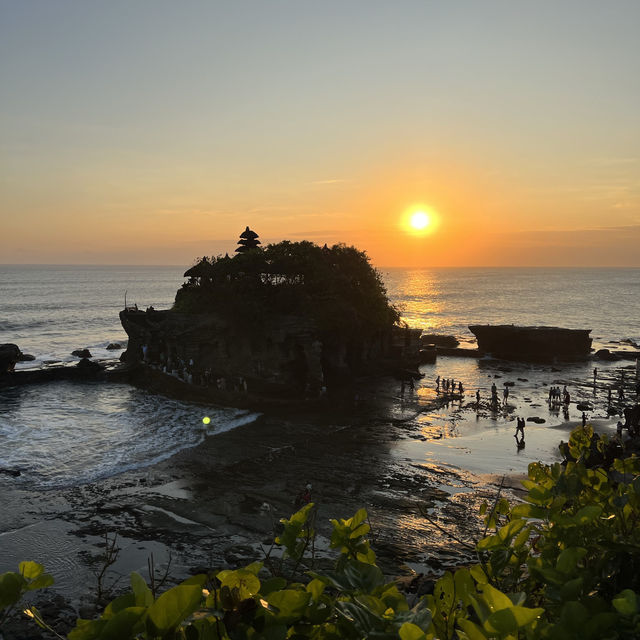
[1, 1, 639, 267]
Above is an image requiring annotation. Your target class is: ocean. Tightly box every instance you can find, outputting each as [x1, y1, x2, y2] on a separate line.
[1, 265, 639, 489]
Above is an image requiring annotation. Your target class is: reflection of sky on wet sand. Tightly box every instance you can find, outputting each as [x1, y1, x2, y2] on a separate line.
[394, 356, 627, 476]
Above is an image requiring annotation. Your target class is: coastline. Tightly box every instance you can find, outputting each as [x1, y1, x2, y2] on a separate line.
[1, 353, 638, 638]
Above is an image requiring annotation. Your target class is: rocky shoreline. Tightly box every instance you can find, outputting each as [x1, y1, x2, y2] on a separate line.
[2, 345, 640, 639]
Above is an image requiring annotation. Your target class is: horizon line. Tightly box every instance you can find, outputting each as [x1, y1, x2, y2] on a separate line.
[1, 263, 639, 269]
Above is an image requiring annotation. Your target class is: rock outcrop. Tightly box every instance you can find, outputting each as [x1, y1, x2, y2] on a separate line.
[120, 309, 421, 399]
[0, 343, 22, 372]
[469, 325, 592, 361]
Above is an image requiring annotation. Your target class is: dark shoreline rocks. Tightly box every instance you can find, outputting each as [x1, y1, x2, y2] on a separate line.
[0, 343, 22, 372]
[469, 325, 593, 362]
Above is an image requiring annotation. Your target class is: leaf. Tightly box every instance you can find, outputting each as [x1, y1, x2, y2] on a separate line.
[454, 568, 475, 606]
[261, 577, 288, 596]
[469, 565, 489, 585]
[479, 583, 512, 613]
[0, 572, 25, 609]
[612, 589, 638, 616]
[244, 561, 264, 576]
[265, 589, 311, 623]
[26, 573, 54, 591]
[434, 572, 455, 613]
[130, 572, 154, 607]
[217, 568, 260, 599]
[458, 617, 489, 640]
[18, 561, 44, 580]
[99, 606, 146, 640]
[573, 505, 602, 525]
[67, 618, 109, 640]
[399, 621, 427, 640]
[103, 593, 136, 619]
[556, 547, 587, 574]
[485, 605, 544, 634]
[560, 600, 588, 628]
[497, 519, 525, 542]
[305, 578, 326, 601]
[147, 583, 203, 634]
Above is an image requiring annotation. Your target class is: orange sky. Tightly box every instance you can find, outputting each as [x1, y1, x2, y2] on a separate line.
[1, 3, 639, 267]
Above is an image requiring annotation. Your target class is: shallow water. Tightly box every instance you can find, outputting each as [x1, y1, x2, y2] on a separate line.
[0, 381, 259, 490]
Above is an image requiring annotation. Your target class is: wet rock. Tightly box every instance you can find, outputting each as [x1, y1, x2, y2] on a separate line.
[0, 343, 22, 372]
[18, 353, 36, 361]
[77, 358, 104, 372]
[526, 417, 546, 424]
[517, 378, 528, 382]
[504, 381, 515, 387]
[72, 348, 92, 358]
[106, 343, 123, 350]
[420, 334, 459, 348]
[594, 349, 620, 361]
[1, 467, 21, 477]
[576, 403, 593, 411]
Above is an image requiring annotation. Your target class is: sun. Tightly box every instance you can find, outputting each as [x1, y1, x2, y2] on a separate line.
[410, 211, 430, 230]
[403, 207, 438, 235]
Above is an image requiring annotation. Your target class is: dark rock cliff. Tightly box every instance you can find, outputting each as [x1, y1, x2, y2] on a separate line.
[469, 324, 592, 361]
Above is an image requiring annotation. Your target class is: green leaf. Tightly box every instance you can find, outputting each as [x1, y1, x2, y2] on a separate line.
[434, 572, 455, 613]
[454, 568, 475, 606]
[130, 572, 154, 607]
[26, 573, 54, 591]
[479, 583, 512, 612]
[103, 593, 136, 619]
[485, 605, 544, 633]
[19, 561, 44, 580]
[612, 589, 638, 616]
[560, 600, 588, 628]
[0, 572, 25, 609]
[556, 547, 587, 574]
[497, 519, 525, 542]
[399, 621, 427, 640]
[573, 505, 602, 524]
[458, 617, 489, 640]
[261, 577, 288, 596]
[217, 568, 260, 599]
[469, 565, 489, 585]
[99, 606, 146, 640]
[244, 561, 264, 576]
[67, 618, 109, 640]
[147, 583, 203, 634]
[265, 589, 311, 623]
[306, 578, 326, 601]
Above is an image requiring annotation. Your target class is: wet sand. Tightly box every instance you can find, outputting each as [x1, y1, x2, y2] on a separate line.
[1, 356, 636, 638]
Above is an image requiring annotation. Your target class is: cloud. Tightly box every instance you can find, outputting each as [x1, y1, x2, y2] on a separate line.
[309, 178, 349, 185]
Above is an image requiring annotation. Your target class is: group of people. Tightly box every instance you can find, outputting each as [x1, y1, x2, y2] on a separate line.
[435, 376, 464, 395]
[489, 382, 510, 408]
[548, 385, 570, 405]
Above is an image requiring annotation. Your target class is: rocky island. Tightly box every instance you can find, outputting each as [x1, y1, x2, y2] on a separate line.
[469, 324, 593, 361]
[120, 230, 421, 405]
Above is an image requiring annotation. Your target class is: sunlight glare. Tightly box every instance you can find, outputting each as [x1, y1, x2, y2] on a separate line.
[411, 211, 430, 230]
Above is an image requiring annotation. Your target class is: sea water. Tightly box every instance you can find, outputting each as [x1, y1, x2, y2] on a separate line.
[0, 265, 639, 489]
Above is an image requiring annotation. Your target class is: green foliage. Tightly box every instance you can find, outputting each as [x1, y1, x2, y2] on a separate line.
[0, 561, 54, 627]
[8, 427, 640, 639]
[174, 240, 400, 339]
